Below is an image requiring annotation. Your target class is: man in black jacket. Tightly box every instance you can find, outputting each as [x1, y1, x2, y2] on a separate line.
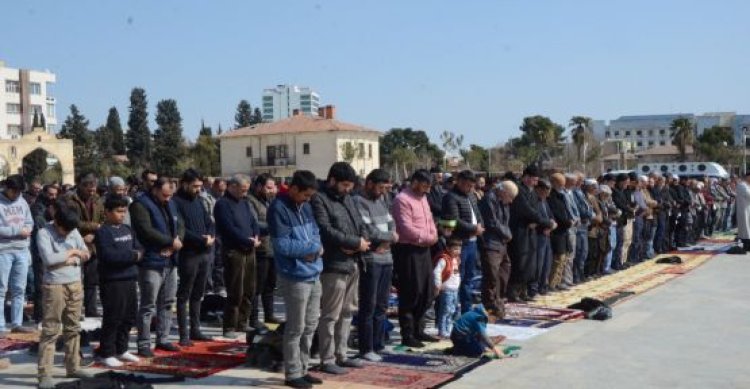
[173, 169, 215, 345]
[479, 180, 517, 318]
[311, 162, 370, 374]
[214, 174, 261, 339]
[547, 173, 575, 291]
[611, 174, 634, 270]
[442, 170, 484, 314]
[508, 165, 553, 301]
[427, 167, 445, 222]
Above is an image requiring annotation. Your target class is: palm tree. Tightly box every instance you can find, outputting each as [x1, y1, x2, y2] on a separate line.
[671, 117, 694, 162]
[569, 116, 592, 162]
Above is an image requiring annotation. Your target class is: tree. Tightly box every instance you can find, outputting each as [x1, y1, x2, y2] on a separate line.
[569, 116, 592, 162]
[252, 108, 263, 125]
[126, 88, 152, 169]
[106, 107, 126, 155]
[440, 130, 465, 167]
[464, 144, 489, 171]
[59, 104, 96, 174]
[513, 115, 566, 167]
[235, 100, 254, 128]
[671, 117, 694, 162]
[22, 148, 48, 182]
[192, 121, 220, 176]
[380, 128, 444, 169]
[94, 125, 114, 159]
[340, 142, 357, 163]
[694, 126, 739, 165]
[153, 99, 186, 177]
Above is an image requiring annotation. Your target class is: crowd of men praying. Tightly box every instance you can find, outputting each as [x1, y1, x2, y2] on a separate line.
[0, 161, 745, 389]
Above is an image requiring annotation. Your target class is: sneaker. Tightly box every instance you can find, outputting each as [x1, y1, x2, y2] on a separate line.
[265, 316, 282, 324]
[179, 338, 194, 347]
[223, 331, 240, 340]
[359, 351, 382, 362]
[102, 356, 124, 367]
[38, 376, 55, 389]
[318, 363, 347, 375]
[11, 325, 36, 334]
[137, 347, 154, 358]
[218, 288, 228, 298]
[118, 351, 140, 363]
[337, 358, 363, 368]
[66, 369, 96, 379]
[303, 374, 323, 384]
[155, 342, 181, 352]
[190, 332, 214, 341]
[285, 377, 312, 388]
[416, 333, 440, 342]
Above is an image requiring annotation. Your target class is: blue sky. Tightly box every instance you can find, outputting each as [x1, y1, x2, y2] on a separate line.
[2, 0, 749, 147]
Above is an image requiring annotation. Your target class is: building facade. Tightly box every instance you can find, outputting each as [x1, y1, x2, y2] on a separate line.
[220, 107, 380, 179]
[261, 84, 320, 122]
[0, 60, 57, 139]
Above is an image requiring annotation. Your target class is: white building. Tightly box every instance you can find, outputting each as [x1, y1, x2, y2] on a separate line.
[261, 84, 320, 122]
[601, 114, 694, 152]
[220, 106, 380, 179]
[0, 60, 57, 139]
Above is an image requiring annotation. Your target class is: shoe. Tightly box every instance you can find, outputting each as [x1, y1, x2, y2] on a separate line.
[137, 347, 154, 357]
[11, 325, 36, 334]
[337, 358, 363, 368]
[302, 374, 323, 384]
[285, 377, 313, 388]
[118, 351, 140, 363]
[155, 342, 181, 352]
[401, 338, 425, 348]
[66, 369, 96, 379]
[318, 363, 347, 375]
[102, 356, 124, 367]
[359, 351, 383, 362]
[218, 288, 228, 298]
[179, 338, 194, 347]
[265, 316, 282, 324]
[190, 332, 214, 341]
[416, 333, 440, 342]
[38, 376, 55, 389]
[223, 331, 240, 340]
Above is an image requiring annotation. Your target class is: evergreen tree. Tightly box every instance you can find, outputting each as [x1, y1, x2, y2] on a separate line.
[95, 125, 114, 158]
[106, 107, 126, 154]
[59, 104, 96, 174]
[126, 88, 152, 169]
[193, 121, 220, 176]
[252, 107, 263, 124]
[234, 100, 253, 128]
[22, 148, 49, 182]
[153, 99, 186, 177]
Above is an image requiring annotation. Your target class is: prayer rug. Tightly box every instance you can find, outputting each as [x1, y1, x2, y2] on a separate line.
[367, 351, 487, 375]
[494, 318, 564, 329]
[485, 324, 548, 341]
[310, 364, 455, 389]
[504, 303, 584, 321]
[98, 340, 245, 378]
[0, 337, 35, 352]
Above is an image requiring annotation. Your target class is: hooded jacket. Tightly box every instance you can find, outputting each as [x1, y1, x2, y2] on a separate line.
[0, 192, 34, 253]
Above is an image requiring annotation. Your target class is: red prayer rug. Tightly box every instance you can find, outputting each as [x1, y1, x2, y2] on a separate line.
[310, 364, 454, 389]
[504, 303, 585, 321]
[0, 337, 35, 353]
[96, 340, 245, 378]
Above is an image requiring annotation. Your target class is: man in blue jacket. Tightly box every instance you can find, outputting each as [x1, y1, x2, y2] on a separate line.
[268, 170, 324, 389]
[214, 174, 260, 339]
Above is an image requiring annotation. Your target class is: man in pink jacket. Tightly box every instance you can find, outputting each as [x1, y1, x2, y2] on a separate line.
[392, 169, 438, 348]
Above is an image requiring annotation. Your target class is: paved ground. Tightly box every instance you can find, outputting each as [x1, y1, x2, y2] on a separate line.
[2, 252, 749, 388]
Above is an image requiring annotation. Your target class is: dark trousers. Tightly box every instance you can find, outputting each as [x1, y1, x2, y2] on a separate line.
[83, 257, 99, 316]
[612, 225, 625, 270]
[223, 248, 256, 332]
[99, 279, 137, 357]
[177, 251, 210, 339]
[655, 211, 667, 253]
[628, 216, 644, 263]
[480, 246, 510, 317]
[251, 255, 277, 324]
[393, 244, 433, 343]
[357, 262, 393, 355]
[458, 241, 479, 314]
[32, 252, 44, 322]
[531, 234, 552, 294]
[207, 239, 225, 292]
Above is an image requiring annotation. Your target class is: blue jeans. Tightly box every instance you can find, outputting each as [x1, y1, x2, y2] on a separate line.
[435, 289, 459, 337]
[0, 250, 30, 331]
[603, 225, 617, 272]
[357, 262, 393, 354]
[459, 240, 478, 314]
[645, 220, 657, 259]
[533, 234, 552, 293]
[136, 266, 178, 348]
[574, 228, 589, 282]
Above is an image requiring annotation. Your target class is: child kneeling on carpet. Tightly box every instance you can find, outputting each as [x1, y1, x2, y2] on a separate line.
[450, 304, 502, 358]
[95, 195, 144, 367]
[37, 201, 96, 389]
[434, 238, 461, 338]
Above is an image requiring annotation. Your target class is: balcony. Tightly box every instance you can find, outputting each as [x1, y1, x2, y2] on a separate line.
[252, 156, 296, 167]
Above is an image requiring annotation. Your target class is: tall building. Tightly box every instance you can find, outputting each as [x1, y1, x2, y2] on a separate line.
[0, 60, 57, 139]
[261, 84, 320, 122]
[601, 114, 695, 153]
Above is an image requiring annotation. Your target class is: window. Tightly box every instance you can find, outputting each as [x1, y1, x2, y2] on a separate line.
[648, 141, 654, 146]
[6, 103, 21, 114]
[358, 143, 365, 158]
[262, 96, 273, 102]
[303, 143, 310, 154]
[7, 125, 21, 138]
[246, 146, 252, 158]
[660, 140, 666, 146]
[648, 130, 654, 136]
[45, 82, 54, 97]
[625, 131, 631, 136]
[637, 141, 643, 147]
[659, 129, 666, 135]
[368, 143, 373, 158]
[614, 131, 620, 137]
[31, 104, 42, 115]
[636, 130, 642, 136]
[605, 131, 611, 137]
[46, 103, 55, 118]
[5, 80, 20, 93]
[29, 82, 41, 95]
